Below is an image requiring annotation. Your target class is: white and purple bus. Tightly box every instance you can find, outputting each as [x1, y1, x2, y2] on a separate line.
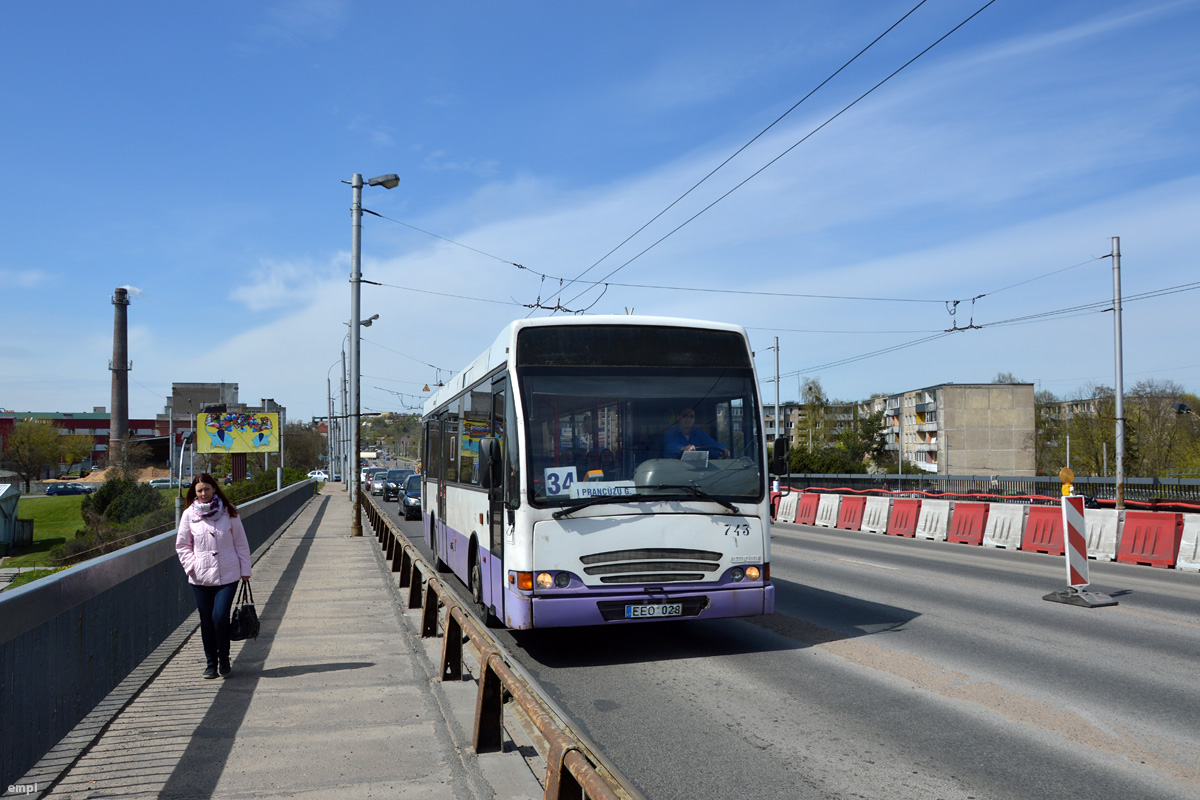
[420, 316, 775, 629]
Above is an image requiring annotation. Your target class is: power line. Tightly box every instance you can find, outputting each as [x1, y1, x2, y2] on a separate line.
[549, 0, 932, 305]
[360, 337, 450, 372]
[560, 0, 1000, 311]
[768, 278, 1200, 380]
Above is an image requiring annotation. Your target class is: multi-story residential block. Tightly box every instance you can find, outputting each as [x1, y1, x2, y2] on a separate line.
[767, 383, 1037, 476]
[861, 383, 1036, 475]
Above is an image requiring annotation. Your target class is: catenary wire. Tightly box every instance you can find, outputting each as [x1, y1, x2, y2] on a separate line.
[547, 0, 932, 304]
[560, 0, 1000, 311]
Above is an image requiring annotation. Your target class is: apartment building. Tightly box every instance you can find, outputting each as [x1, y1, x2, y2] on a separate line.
[859, 383, 1036, 476]
[767, 382, 1037, 476]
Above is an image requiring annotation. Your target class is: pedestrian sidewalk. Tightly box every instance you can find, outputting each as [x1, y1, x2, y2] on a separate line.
[37, 484, 541, 799]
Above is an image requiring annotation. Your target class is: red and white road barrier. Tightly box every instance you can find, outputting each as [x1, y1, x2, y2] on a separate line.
[1043, 495, 1117, 608]
[1062, 495, 1089, 588]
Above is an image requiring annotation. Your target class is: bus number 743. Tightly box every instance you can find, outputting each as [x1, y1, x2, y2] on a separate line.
[725, 523, 751, 537]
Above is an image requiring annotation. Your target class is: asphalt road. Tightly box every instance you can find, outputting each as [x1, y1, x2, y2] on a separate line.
[373, 493, 1200, 800]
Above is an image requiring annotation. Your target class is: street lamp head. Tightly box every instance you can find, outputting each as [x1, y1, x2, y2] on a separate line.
[1174, 402, 1194, 416]
[367, 174, 400, 190]
[361, 313, 380, 328]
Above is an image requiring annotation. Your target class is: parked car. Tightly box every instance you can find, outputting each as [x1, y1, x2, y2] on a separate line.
[382, 469, 415, 501]
[307, 470, 329, 481]
[223, 473, 254, 486]
[401, 474, 422, 520]
[45, 482, 94, 496]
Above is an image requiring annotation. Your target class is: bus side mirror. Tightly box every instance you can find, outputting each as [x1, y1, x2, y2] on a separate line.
[479, 437, 501, 491]
[770, 438, 788, 476]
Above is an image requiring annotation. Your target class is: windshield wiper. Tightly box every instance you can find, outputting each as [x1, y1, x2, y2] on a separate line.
[552, 495, 638, 519]
[643, 484, 739, 514]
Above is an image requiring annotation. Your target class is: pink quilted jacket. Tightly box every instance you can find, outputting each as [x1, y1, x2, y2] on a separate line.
[175, 506, 252, 586]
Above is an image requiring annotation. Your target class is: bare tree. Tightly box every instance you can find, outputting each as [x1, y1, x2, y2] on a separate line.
[1128, 379, 1191, 477]
[108, 438, 150, 479]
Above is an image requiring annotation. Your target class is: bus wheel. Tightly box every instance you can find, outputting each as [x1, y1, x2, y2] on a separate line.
[470, 559, 484, 608]
[471, 559, 501, 628]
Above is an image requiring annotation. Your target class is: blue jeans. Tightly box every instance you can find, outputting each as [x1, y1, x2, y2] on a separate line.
[192, 581, 239, 667]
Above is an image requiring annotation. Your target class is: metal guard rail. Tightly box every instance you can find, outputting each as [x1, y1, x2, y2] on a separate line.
[360, 493, 634, 800]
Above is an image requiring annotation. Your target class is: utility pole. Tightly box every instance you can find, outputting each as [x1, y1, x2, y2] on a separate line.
[774, 336, 781, 447]
[1111, 236, 1125, 510]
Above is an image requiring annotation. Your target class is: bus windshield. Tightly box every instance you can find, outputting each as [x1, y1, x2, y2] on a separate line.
[520, 368, 763, 506]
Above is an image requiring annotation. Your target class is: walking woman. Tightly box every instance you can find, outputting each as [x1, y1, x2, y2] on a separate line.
[176, 473, 252, 678]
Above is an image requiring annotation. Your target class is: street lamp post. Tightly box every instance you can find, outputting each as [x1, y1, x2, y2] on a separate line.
[347, 172, 399, 536]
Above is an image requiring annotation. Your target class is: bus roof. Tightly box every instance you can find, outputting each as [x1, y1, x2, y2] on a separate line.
[422, 315, 751, 417]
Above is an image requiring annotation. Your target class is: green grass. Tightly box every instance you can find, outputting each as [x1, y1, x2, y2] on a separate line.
[3, 495, 87, 567]
[9, 567, 68, 589]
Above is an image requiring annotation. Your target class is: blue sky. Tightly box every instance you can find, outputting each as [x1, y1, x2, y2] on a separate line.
[2, 1, 1198, 423]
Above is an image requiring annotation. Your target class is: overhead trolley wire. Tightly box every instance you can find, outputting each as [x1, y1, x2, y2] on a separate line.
[547, 0, 933, 307]
[768, 278, 1200, 380]
[559, 0, 1001, 312]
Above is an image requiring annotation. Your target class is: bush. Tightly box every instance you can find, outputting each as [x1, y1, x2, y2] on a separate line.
[82, 476, 138, 519]
[223, 468, 308, 506]
[104, 482, 165, 524]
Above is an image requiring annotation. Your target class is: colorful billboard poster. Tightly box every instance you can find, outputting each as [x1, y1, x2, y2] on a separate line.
[197, 412, 280, 454]
[460, 419, 491, 458]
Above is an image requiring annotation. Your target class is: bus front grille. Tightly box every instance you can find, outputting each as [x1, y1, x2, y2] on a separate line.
[580, 548, 723, 584]
[580, 548, 722, 564]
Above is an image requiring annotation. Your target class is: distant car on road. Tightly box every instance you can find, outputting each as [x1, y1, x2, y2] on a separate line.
[45, 483, 94, 496]
[401, 474, 422, 520]
[149, 477, 184, 489]
[382, 469, 415, 501]
[222, 473, 254, 486]
[369, 469, 389, 496]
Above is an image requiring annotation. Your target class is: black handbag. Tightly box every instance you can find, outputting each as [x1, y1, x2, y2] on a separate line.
[229, 581, 260, 641]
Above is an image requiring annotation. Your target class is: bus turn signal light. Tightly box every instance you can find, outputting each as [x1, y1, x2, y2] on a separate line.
[515, 572, 533, 591]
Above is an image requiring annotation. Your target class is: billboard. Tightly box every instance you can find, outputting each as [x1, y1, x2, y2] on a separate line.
[197, 412, 280, 454]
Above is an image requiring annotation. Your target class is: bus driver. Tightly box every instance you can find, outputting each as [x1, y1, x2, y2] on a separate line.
[663, 407, 730, 459]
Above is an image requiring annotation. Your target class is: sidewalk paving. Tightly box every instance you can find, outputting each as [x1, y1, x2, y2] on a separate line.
[32, 484, 541, 799]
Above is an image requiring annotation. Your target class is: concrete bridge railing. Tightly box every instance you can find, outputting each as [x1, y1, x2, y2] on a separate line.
[0, 479, 317, 788]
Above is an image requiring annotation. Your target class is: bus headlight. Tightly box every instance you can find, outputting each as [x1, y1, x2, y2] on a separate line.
[536, 572, 554, 589]
[731, 567, 744, 582]
[745, 566, 761, 581]
[554, 572, 571, 588]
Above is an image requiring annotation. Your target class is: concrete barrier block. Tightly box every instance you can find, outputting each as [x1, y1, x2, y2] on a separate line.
[915, 499, 953, 541]
[983, 503, 1028, 549]
[815, 494, 842, 528]
[1177, 513, 1200, 572]
[1084, 509, 1120, 561]
[861, 496, 892, 533]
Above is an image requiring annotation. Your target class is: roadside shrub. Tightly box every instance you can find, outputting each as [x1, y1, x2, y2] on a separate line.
[81, 475, 138, 519]
[104, 482, 165, 524]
